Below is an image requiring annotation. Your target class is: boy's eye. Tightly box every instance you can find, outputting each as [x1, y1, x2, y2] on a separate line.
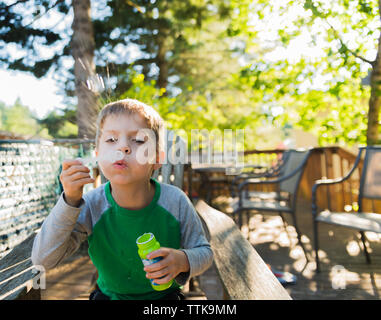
[133, 139, 145, 144]
[106, 137, 117, 143]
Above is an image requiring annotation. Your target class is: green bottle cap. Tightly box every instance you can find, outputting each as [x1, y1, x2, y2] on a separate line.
[136, 232, 155, 249]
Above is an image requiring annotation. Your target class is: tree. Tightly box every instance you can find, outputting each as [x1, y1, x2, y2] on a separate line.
[0, 0, 99, 139]
[92, 0, 235, 96]
[1, 0, 238, 140]
[301, 0, 380, 145]
[71, 0, 99, 139]
[0, 0, 67, 77]
[230, 0, 380, 146]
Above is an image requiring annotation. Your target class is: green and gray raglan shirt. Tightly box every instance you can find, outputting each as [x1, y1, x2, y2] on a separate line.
[31, 178, 213, 300]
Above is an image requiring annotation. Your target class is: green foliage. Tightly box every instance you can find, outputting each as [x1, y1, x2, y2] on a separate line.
[39, 106, 78, 138]
[0, 99, 79, 139]
[228, 0, 379, 147]
[0, 1, 66, 78]
[117, 69, 264, 151]
[0, 99, 41, 137]
[56, 121, 78, 138]
[92, 0, 238, 98]
[3, 0, 380, 148]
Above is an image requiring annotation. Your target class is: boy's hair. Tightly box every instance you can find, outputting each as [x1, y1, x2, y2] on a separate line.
[95, 99, 165, 156]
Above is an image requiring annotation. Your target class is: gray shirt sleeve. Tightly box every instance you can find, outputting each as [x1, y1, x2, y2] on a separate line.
[175, 192, 213, 285]
[31, 192, 91, 270]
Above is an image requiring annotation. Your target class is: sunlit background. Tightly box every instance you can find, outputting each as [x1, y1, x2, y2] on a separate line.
[1, 0, 380, 147]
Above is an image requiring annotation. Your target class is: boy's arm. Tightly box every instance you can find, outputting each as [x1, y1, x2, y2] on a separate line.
[31, 192, 91, 270]
[175, 194, 213, 285]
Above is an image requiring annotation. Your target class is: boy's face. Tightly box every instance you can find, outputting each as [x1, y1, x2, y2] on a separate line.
[95, 113, 162, 186]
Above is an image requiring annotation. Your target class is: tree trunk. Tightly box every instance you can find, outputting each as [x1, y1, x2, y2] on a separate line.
[157, 35, 168, 93]
[366, 2, 381, 146]
[71, 0, 99, 140]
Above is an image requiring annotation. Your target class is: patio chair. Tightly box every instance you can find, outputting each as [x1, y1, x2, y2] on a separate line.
[229, 150, 291, 198]
[230, 149, 312, 260]
[312, 146, 381, 272]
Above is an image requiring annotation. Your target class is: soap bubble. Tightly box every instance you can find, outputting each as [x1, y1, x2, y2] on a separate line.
[98, 150, 125, 163]
[112, 150, 125, 162]
[78, 150, 127, 166]
[86, 74, 105, 93]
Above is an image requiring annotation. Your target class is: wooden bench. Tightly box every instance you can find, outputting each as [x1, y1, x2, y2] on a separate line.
[195, 199, 291, 300]
[0, 232, 41, 300]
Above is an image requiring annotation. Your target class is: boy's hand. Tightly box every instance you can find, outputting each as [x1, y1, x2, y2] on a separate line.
[60, 159, 95, 207]
[144, 248, 190, 284]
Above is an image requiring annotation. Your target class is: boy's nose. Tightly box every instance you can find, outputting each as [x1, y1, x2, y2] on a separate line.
[121, 146, 131, 154]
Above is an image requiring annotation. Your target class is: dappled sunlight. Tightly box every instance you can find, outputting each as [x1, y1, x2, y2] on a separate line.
[248, 232, 257, 244]
[212, 194, 381, 299]
[248, 214, 264, 229]
[346, 240, 361, 256]
[290, 246, 304, 259]
[318, 249, 329, 262]
[269, 243, 279, 251]
[308, 281, 318, 293]
[208, 147, 381, 300]
[278, 231, 292, 247]
[301, 235, 310, 244]
[266, 216, 283, 227]
[241, 225, 249, 239]
[295, 261, 316, 277]
[366, 232, 381, 242]
[328, 266, 361, 288]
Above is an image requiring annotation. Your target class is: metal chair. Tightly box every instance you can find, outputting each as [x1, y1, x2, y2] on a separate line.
[229, 150, 291, 199]
[312, 146, 381, 272]
[230, 149, 312, 260]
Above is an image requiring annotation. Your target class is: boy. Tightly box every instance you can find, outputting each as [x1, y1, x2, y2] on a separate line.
[31, 98, 213, 300]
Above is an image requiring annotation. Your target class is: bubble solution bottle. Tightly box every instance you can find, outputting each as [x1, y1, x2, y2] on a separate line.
[136, 232, 173, 291]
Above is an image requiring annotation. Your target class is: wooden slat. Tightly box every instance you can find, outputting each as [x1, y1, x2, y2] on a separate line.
[0, 233, 36, 272]
[0, 268, 37, 300]
[0, 259, 32, 285]
[195, 200, 291, 300]
[0, 232, 39, 300]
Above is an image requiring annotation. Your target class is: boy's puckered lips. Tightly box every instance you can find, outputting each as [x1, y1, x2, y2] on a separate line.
[113, 159, 128, 169]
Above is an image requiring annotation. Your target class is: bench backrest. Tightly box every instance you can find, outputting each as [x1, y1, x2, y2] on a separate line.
[279, 149, 311, 194]
[152, 130, 186, 189]
[359, 146, 381, 211]
[195, 199, 291, 300]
